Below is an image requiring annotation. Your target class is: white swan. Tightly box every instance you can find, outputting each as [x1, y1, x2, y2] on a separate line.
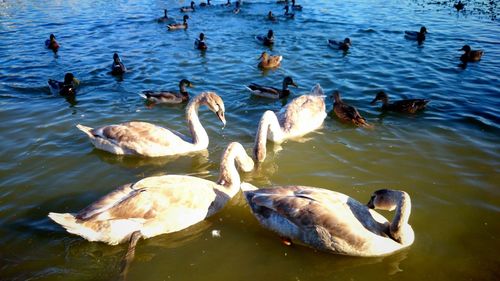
[242, 184, 414, 257]
[253, 84, 326, 162]
[76, 92, 226, 157]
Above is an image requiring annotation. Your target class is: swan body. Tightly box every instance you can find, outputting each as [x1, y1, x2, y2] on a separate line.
[246, 76, 296, 99]
[168, 15, 189, 30]
[370, 91, 429, 113]
[242, 183, 414, 257]
[48, 142, 254, 245]
[328, 38, 351, 51]
[332, 91, 370, 127]
[404, 26, 427, 43]
[140, 79, 193, 104]
[460, 45, 483, 63]
[111, 53, 127, 76]
[258, 51, 282, 69]
[253, 84, 326, 162]
[77, 91, 226, 157]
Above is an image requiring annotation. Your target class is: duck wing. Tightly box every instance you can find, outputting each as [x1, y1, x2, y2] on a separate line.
[48, 80, 63, 95]
[247, 83, 281, 95]
[141, 91, 184, 103]
[334, 102, 369, 127]
[391, 99, 429, 113]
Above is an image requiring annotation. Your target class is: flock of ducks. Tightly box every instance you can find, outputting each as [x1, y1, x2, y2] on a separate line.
[43, 0, 485, 276]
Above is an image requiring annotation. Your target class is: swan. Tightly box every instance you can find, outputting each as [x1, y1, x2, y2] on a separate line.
[253, 84, 326, 162]
[76, 91, 226, 157]
[49, 141, 254, 277]
[242, 183, 414, 257]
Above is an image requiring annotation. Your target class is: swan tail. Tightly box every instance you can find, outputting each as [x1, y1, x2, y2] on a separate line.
[48, 212, 101, 242]
[76, 124, 94, 138]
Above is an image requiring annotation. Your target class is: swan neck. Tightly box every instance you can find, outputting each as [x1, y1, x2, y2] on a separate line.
[217, 143, 253, 196]
[390, 192, 412, 245]
[254, 111, 283, 162]
[186, 96, 208, 147]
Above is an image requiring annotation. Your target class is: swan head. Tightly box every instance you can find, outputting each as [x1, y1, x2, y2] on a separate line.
[202, 92, 226, 126]
[367, 189, 402, 211]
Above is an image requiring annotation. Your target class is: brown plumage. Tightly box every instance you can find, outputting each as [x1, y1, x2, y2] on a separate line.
[258, 52, 283, 69]
[370, 91, 429, 113]
[332, 91, 370, 127]
[460, 45, 484, 63]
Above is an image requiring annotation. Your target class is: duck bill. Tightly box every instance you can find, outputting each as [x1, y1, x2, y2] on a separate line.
[216, 110, 226, 127]
[73, 78, 80, 86]
[292, 82, 298, 88]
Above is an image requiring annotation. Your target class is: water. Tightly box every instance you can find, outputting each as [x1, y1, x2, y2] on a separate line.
[0, 0, 499, 280]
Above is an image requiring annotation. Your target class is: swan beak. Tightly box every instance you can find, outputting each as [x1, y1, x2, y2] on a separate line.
[216, 110, 226, 127]
[367, 198, 375, 209]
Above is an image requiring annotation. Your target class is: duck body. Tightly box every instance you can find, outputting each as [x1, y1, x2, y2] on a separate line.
[256, 30, 274, 46]
[45, 34, 59, 51]
[140, 79, 193, 104]
[77, 92, 226, 157]
[48, 142, 254, 245]
[195, 33, 207, 50]
[168, 15, 189, 30]
[200, 0, 211, 7]
[111, 53, 127, 76]
[460, 45, 483, 63]
[371, 91, 429, 113]
[242, 184, 414, 257]
[258, 52, 282, 69]
[328, 38, 351, 51]
[333, 91, 370, 127]
[180, 1, 195, 12]
[404, 27, 427, 43]
[48, 73, 78, 96]
[283, 5, 295, 19]
[291, 0, 302, 10]
[246, 76, 296, 99]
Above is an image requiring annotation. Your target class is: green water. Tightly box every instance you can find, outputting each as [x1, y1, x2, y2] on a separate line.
[0, 0, 499, 280]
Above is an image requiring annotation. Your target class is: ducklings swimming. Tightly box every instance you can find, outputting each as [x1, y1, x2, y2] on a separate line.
[405, 26, 427, 44]
[459, 45, 484, 63]
[332, 91, 370, 127]
[256, 29, 274, 46]
[45, 34, 59, 52]
[111, 53, 127, 76]
[140, 79, 193, 104]
[370, 91, 429, 113]
[246, 76, 297, 99]
[258, 51, 282, 69]
[328, 38, 351, 51]
[168, 15, 189, 30]
[195, 33, 208, 50]
[48, 73, 79, 96]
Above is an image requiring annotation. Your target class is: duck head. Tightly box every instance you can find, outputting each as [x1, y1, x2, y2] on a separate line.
[113, 52, 121, 63]
[190, 1, 195, 8]
[258, 51, 269, 60]
[199, 33, 205, 41]
[204, 92, 226, 126]
[419, 26, 427, 34]
[460, 44, 471, 53]
[180, 79, 193, 88]
[50, 34, 56, 41]
[164, 9, 168, 17]
[283, 76, 298, 88]
[344, 38, 352, 46]
[63, 73, 76, 85]
[331, 91, 342, 103]
[267, 29, 274, 39]
[183, 15, 190, 22]
[367, 189, 399, 211]
[284, 5, 290, 12]
[370, 91, 388, 105]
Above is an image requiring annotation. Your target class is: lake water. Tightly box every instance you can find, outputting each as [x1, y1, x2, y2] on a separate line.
[0, 0, 499, 280]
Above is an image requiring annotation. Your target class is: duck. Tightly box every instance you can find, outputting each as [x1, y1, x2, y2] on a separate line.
[200, 0, 211, 7]
[195, 33, 208, 50]
[404, 26, 427, 43]
[180, 1, 195, 12]
[233, 1, 241, 14]
[253, 84, 326, 162]
[167, 15, 189, 30]
[241, 183, 414, 257]
[258, 51, 282, 69]
[49, 141, 254, 277]
[370, 91, 429, 113]
[291, 0, 303, 11]
[76, 91, 226, 157]
[267, 11, 278, 22]
[454, 1, 464, 11]
[140, 79, 193, 104]
[283, 5, 295, 19]
[332, 91, 370, 127]
[246, 76, 297, 99]
[223, 0, 231, 7]
[276, 0, 289, 4]
[111, 53, 127, 76]
[48, 73, 79, 96]
[328, 38, 351, 51]
[45, 34, 59, 51]
[157, 9, 171, 23]
[459, 45, 484, 63]
[256, 29, 274, 47]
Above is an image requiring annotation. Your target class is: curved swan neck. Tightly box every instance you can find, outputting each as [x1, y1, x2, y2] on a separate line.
[254, 111, 283, 162]
[390, 191, 413, 245]
[186, 95, 209, 148]
[217, 142, 254, 196]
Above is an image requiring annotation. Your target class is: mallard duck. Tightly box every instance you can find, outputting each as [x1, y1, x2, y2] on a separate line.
[258, 51, 282, 69]
[76, 91, 225, 157]
[157, 9, 171, 23]
[233, 1, 240, 14]
[256, 29, 274, 46]
[45, 34, 59, 51]
[246, 76, 297, 99]
[180, 1, 195, 12]
[291, 0, 303, 11]
[328, 38, 351, 51]
[111, 53, 127, 76]
[167, 15, 189, 30]
[283, 5, 295, 19]
[454, 1, 464, 11]
[404, 26, 427, 43]
[49, 141, 254, 277]
[253, 84, 326, 162]
[195, 33, 207, 50]
[332, 91, 370, 127]
[200, 0, 211, 7]
[241, 183, 414, 257]
[48, 73, 79, 96]
[267, 11, 277, 22]
[370, 91, 429, 113]
[140, 79, 193, 104]
[459, 45, 484, 63]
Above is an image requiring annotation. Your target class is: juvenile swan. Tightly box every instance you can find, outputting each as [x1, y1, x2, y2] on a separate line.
[242, 184, 414, 257]
[76, 92, 225, 157]
[253, 84, 326, 162]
